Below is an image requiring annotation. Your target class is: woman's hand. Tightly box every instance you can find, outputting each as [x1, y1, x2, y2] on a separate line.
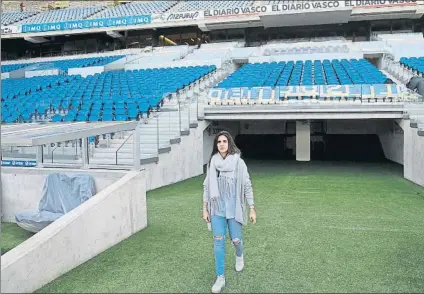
[202, 210, 210, 223]
[249, 207, 256, 224]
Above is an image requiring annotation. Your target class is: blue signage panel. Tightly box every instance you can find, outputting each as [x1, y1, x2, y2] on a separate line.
[209, 84, 404, 100]
[21, 15, 151, 33]
[2, 160, 37, 167]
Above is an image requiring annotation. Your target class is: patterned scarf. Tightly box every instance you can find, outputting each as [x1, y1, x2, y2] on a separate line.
[208, 153, 240, 206]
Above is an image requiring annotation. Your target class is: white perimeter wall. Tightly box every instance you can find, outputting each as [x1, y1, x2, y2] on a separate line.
[1, 168, 127, 222]
[377, 120, 404, 165]
[402, 119, 424, 186]
[125, 58, 223, 71]
[25, 69, 59, 78]
[249, 53, 363, 64]
[68, 66, 104, 77]
[1, 170, 147, 293]
[144, 121, 210, 191]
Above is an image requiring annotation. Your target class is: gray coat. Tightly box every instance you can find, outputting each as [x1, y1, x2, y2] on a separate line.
[203, 158, 254, 225]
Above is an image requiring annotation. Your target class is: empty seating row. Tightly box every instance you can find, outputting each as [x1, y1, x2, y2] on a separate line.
[170, 0, 254, 12]
[400, 57, 424, 75]
[1, 55, 124, 73]
[1, 63, 33, 73]
[263, 45, 350, 56]
[3, 1, 253, 25]
[1, 65, 216, 124]
[17, 5, 105, 24]
[1, 11, 38, 25]
[91, 1, 177, 19]
[216, 59, 387, 88]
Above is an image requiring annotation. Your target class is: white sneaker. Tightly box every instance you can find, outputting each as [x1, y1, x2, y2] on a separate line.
[235, 255, 244, 272]
[211, 276, 225, 293]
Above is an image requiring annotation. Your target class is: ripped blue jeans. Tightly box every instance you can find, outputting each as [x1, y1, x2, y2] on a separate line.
[211, 215, 243, 277]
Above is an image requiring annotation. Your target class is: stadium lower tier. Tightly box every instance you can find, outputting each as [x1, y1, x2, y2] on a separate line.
[1, 55, 125, 73]
[217, 59, 388, 88]
[1, 65, 216, 124]
[400, 57, 424, 75]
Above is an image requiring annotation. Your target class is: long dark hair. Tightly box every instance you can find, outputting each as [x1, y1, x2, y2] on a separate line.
[209, 131, 241, 165]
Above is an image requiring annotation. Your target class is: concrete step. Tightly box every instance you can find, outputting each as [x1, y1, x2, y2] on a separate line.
[97, 144, 168, 153]
[105, 138, 172, 145]
[142, 121, 190, 128]
[89, 155, 158, 166]
[93, 144, 162, 153]
[92, 152, 136, 159]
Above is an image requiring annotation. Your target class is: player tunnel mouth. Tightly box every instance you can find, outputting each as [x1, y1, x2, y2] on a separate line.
[235, 134, 386, 162]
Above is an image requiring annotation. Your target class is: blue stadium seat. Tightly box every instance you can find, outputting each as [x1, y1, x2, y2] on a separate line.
[1, 65, 216, 124]
[90, 1, 176, 19]
[1, 11, 38, 25]
[2, 55, 125, 74]
[216, 59, 387, 88]
[400, 57, 424, 75]
[17, 6, 105, 24]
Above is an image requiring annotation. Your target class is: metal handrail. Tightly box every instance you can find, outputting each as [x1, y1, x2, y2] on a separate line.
[115, 132, 133, 165]
[51, 144, 59, 163]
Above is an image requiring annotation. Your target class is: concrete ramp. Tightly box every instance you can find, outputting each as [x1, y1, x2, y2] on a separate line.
[1, 169, 147, 293]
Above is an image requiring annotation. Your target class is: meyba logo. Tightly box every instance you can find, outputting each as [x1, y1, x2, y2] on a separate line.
[167, 11, 199, 21]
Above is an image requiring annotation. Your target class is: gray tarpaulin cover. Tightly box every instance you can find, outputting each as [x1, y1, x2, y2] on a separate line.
[15, 173, 96, 233]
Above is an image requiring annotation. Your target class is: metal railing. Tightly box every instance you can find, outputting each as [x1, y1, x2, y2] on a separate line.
[115, 131, 133, 165]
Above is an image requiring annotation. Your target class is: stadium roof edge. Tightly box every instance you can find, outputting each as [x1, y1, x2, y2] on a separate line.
[2, 3, 423, 39]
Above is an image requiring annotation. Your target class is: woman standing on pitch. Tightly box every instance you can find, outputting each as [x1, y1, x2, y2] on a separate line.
[202, 130, 256, 293]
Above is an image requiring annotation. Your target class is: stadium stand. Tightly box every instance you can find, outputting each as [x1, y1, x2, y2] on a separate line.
[16, 5, 106, 24]
[3, 4, 424, 293]
[1, 11, 38, 25]
[1, 55, 125, 73]
[400, 57, 424, 76]
[1, 65, 216, 124]
[89, 1, 177, 18]
[168, 0, 255, 12]
[1, 63, 33, 73]
[216, 59, 387, 88]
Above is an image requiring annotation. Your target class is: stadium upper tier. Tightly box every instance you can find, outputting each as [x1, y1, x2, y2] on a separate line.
[1, 11, 38, 25]
[16, 6, 105, 24]
[1, 0, 257, 25]
[1, 65, 216, 124]
[89, 1, 177, 19]
[169, 0, 255, 12]
[1, 55, 124, 73]
[216, 59, 387, 88]
[400, 57, 424, 75]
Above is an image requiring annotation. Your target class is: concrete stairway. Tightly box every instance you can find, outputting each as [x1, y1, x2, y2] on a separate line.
[88, 105, 193, 167]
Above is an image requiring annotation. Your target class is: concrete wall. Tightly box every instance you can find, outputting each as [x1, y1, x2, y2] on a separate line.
[144, 120, 211, 191]
[377, 120, 404, 165]
[1, 168, 127, 222]
[125, 58, 223, 71]
[402, 119, 424, 187]
[296, 120, 311, 161]
[248, 52, 363, 63]
[238, 120, 288, 135]
[68, 66, 104, 77]
[326, 120, 378, 134]
[1, 170, 147, 293]
[25, 69, 59, 78]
